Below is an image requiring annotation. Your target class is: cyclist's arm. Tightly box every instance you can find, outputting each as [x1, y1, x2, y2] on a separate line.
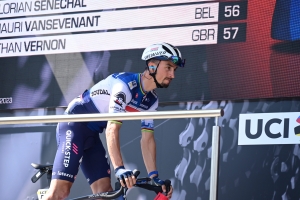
[141, 129, 157, 176]
[106, 79, 132, 169]
[106, 121, 123, 169]
[140, 101, 158, 175]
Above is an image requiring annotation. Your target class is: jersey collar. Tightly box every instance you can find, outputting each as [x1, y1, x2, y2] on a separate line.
[139, 73, 147, 95]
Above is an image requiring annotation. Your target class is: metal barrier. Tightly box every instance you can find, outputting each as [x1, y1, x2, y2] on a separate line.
[0, 109, 223, 200]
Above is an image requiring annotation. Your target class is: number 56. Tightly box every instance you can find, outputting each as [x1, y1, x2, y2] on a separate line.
[224, 5, 240, 17]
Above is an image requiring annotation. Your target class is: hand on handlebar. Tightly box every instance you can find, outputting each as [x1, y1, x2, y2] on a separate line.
[152, 176, 173, 199]
[115, 166, 136, 188]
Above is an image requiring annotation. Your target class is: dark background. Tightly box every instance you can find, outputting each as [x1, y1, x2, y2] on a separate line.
[1, 0, 300, 110]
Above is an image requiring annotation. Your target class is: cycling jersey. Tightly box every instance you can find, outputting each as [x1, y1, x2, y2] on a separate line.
[65, 72, 158, 133]
[52, 72, 159, 184]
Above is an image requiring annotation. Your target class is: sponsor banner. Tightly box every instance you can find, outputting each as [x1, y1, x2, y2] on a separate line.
[0, 0, 214, 18]
[0, 3, 218, 38]
[238, 112, 300, 145]
[0, 24, 218, 57]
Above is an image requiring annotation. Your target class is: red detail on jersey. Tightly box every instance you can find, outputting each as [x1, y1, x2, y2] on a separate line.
[126, 105, 139, 112]
[135, 93, 138, 98]
[114, 99, 122, 106]
[107, 169, 111, 174]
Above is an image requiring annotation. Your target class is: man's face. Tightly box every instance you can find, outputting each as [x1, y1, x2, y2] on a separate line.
[154, 60, 178, 88]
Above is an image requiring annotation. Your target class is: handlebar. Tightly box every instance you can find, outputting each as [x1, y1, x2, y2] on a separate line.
[134, 177, 171, 195]
[69, 170, 171, 200]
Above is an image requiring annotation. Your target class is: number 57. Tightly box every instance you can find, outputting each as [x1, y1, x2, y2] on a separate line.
[223, 27, 239, 39]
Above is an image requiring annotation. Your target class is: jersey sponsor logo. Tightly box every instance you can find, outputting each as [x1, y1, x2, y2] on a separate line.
[91, 89, 110, 97]
[143, 51, 166, 60]
[128, 80, 137, 90]
[114, 92, 126, 107]
[63, 130, 72, 167]
[130, 99, 138, 104]
[110, 106, 125, 112]
[140, 104, 149, 109]
[56, 170, 74, 178]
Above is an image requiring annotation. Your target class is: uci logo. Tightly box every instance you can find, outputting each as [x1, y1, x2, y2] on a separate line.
[238, 112, 300, 145]
[244, 118, 300, 139]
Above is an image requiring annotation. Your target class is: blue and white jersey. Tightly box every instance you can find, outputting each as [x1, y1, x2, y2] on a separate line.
[65, 72, 158, 133]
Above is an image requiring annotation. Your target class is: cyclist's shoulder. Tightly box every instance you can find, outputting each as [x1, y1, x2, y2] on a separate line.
[110, 72, 141, 93]
[111, 72, 139, 83]
[93, 72, 138, 89]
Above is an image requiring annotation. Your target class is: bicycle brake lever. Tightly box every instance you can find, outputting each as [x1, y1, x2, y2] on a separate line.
[164, 180, 171, 196]
[132, 169, 140, 178]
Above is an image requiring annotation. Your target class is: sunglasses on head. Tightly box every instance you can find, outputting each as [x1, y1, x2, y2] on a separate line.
[169, 56, 186, 68]
[156, 56, 186, 68]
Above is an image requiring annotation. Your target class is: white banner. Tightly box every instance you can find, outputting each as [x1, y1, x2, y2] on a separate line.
[0, 3, 219, 37]
[0, 24, 218, 57]
[238, 112, 300, 145]
[0, 0, 215, 18]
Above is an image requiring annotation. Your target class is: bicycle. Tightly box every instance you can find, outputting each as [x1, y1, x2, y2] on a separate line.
[31, 163, 171, 200]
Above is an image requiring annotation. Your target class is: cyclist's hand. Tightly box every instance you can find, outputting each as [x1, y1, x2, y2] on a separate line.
[151, 176, 173, 199]
[162, 181, 173, 199]
[115, 166, 136, 188]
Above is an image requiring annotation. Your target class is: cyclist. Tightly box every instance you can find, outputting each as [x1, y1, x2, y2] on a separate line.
[44, 42, 185, 200]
